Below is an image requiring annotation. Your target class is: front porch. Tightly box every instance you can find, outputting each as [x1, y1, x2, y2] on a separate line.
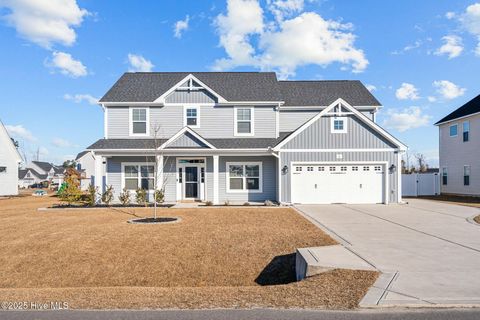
[93, 154, 278, 205]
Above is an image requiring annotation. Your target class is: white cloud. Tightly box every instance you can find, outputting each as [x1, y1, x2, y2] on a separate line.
[52, 137, 73, 148]
[446, 11, 456, 19]
[0, 0, 89, 48]
[383, 106, 431, 132]
[365, 84, 376, 92]
[127, 53, 154, 72]
[427, 96, 437, 102]
[173, 15, 190, 38]
[5, 124, 37, 142]
[213, 0, 368, 78]
[391, 40, 422, 55]
[395, 83, 420, 100]
[433, 80, 466, 99]
[46, 51, 87, 77]
[64, 93, 98, 105]
[267, 0, 304, 22]
[454, 3, 480, 56]
[435, 35, 463, 59]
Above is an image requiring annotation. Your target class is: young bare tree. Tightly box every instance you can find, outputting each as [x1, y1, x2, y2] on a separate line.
[414, 153, 427, 173]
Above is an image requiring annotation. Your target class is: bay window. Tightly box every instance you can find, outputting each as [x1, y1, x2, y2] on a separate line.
[227, 162, 262, 192]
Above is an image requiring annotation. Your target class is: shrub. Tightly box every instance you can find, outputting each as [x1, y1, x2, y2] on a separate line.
[118, 188, 131, 206]
[135, 188, 147, 206]
[102, 185, 114, 206]
[58, 168, 82, 205]
[224, 199, 230, 206]
[243, 202, 250, 206]
[154, 189, 165, 204]
[85, 184, 98, 206]
[205, 200, 213, 206]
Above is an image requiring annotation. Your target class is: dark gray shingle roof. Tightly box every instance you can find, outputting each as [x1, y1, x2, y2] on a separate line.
[31, 161, 53, 172]
[100, 72, 283, 103]
[435, 94, 480, 125]
[86, 132, 291, 150]
[75, 151, 90, 160]
[278, 80, 381, 106]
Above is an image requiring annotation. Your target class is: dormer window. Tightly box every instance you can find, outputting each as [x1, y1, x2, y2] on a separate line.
[184, 106, 200, 128]
[130, 108, 149, 136]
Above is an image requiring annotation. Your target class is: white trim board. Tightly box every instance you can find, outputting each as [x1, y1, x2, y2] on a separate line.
[225, 161, 263, 193]
[273, 98, 407, 151]
[279, 148, 399, 152]
[129, 107, 150, 137]
[234, 106, 255, 137]
[158, 126, 216, 150]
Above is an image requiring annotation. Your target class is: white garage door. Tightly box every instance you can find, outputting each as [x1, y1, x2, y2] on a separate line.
[291, 164, 386, 204]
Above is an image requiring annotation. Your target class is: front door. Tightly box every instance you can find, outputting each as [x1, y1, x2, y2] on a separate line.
[184, 166, 199, 199]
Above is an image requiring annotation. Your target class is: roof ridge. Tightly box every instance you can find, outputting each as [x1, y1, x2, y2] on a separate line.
[279, 80, 360, 82]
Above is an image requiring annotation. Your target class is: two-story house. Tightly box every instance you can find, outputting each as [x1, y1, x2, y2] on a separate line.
[435, 94, 480, 196]
[19, 161, 65, 188]
[85, 72, 406, 204]
[0, 119, 22, 196]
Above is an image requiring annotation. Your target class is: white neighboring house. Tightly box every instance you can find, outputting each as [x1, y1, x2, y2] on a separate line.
[0, 120, 22, 195]
[436, 94, 480, 196]
[19, 161, 65, 187]
[76, 151, 95, 190]
[18, 168, 48, 188]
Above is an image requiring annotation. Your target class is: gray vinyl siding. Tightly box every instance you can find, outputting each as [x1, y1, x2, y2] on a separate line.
[281, 114, 397, 149]
[219, 156, 277, 203]
[439, 114, 480, 196]
[279, 110, 319, 132]
[280, 151, 399, 203]
[165, 90, 217, 104]
[166, 132, 208, 148]
[163, 156, 177, 202]
[361, 111, 374, 121]
[107, 107, 129, 138]
[107, 105, 277, 139]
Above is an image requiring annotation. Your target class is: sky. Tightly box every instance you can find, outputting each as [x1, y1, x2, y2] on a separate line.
[1, 0, 480, 167]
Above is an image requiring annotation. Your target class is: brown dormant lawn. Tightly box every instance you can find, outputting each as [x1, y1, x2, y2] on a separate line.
[0, 194, 377, 309]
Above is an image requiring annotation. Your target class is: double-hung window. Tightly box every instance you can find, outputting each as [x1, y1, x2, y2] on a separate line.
[124, 164, 155, 191]
[227, 162, 262, 192]
[235, 107, 254, 136]
[331, 117, 347, 133]
[463, 121, 470, 142]
[442, 167, 448, 185]
[464, 165, 471, 186]
[185, 106, 199, 127]
[131, 108, 148, 135]
[449, 124, 458, 137]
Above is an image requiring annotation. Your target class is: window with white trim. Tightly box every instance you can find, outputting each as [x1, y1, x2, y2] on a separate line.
[449, 124, 458, 137]
[124, 164, 155, 191]
[363, 166, 370, 171]
[442, 167, 448, 185]
[131, 108, 148, 135]
[307, 166, 313, 171]
[463, 121, 470, 142]
[329, 166, 336, 171]
[318, 166, 324, 171]
[341, 166, 347, 171]
[352, 166, 358, 171]
[235, 107, 253, 135]
[331, 117, 347, 133]
[227, 162, 262, 192]
[295, 166, 302, 172]
[185, 106, 199, 127]
[374, 166, 381, 171]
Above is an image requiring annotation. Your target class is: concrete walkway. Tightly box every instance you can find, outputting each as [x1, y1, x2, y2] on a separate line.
[295, 199, 480, 306]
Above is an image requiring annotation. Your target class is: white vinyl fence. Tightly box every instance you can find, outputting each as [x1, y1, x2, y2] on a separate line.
[402, 173, 440, 197]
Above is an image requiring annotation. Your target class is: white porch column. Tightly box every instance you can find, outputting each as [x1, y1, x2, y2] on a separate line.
[213, 155, 219, 205]
[156, 155, 164, 190]
[94, 154, 104, 203]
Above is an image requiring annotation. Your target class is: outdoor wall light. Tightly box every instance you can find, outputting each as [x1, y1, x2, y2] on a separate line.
[389, 164, 396, 173]
[282, 165, 289, 175]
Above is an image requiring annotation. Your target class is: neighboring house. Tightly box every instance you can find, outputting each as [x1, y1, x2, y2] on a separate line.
[22, 161, 65, 186]
[0, 119, 22, 196]
[18, 168, 48, 188]
[85, 72, 406, 204]
[76, 151, 95, 190]
[435, 94, 480, 196]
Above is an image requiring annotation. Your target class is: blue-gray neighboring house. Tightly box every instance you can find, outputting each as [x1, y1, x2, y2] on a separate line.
[85, 72, 406, 204]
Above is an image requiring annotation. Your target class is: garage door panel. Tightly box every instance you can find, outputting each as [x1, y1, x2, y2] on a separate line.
[291, 164, 385, 204]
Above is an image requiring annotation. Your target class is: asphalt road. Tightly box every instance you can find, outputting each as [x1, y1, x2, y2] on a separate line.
[1, 308, 480, 320]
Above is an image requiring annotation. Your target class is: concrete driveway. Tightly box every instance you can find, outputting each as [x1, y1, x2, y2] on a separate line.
[295, 199, 480, 306]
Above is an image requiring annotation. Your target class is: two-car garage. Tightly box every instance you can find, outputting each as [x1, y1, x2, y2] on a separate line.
[290, 163, 387, 204]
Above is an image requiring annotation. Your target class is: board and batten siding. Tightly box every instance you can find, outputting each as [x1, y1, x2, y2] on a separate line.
[281, 115, 397, 149]
[107, 105, 277, 139]
[219, 156, 277, 203]
[280, 151, 399, 203]
[439, 113, 480, 196]
[166, 132, 208, 148]
[165, 90, 217, 104]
